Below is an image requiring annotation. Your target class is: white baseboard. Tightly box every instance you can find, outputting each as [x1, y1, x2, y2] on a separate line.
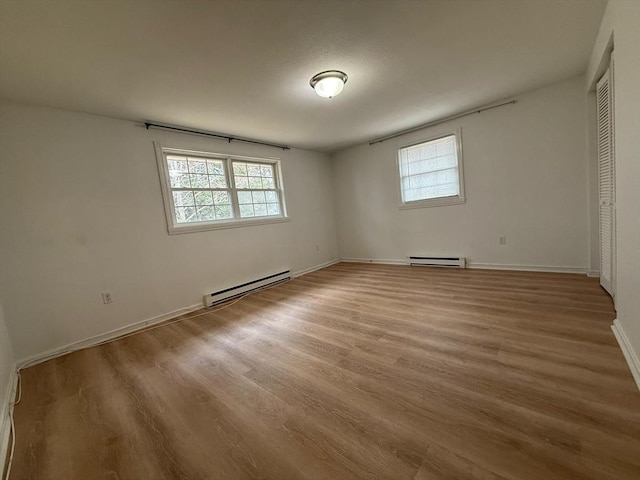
[612, 319, 640, 391]
[467, 262, 588, 275]
[292, 258, 341, 278]
[587, 270, 600, 278]
[340, 258, 588, 275]
[17, 259, 344, 370]
[341, 257, 408, 266]
[16, 302, 203, 370]
[1, 368, 18, 473]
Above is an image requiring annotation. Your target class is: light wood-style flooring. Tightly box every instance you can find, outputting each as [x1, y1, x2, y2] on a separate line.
[10, 263, 640, 479]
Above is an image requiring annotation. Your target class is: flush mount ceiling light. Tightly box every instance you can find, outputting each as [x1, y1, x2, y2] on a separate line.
[309, 70, 348, 98]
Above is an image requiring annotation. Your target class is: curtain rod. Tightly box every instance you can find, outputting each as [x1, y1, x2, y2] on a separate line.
[144, 122, 291, 151]
[368, 99, 517, 145]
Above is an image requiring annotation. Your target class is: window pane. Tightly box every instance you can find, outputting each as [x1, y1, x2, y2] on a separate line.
[239, 204, 255, 217]
[409, 168, 458, 189]
[233, 163, 247, 175]
[405, 182, 459, 202]
[175, 206, 197, 223]
[167, 157, 188, 172]
[235, 176, 249, 189]
[248, 177, 263, 189]
[190, 174, 209, 188]
[194, 191, 213, 206]
[407, 155, 457, 175]
[173, 191, 195, 206]
[210, 175, 227, 188]
[233, 160, 277, 194]
[247, 164, 261, 176]
[234, 187, 281, 218]
[215, 205, 233, 219]
[434, 185, 457, 198]
[251, 191, 266, 203]
[399, 135, 460, 203]
[267, 203, 280, 215]
[265, 191, 278, 202]
[254, 204, 268, 217]
[170, 173, 191, 188]
[436, 138, 455, 155]
[238, 191, 252, 204]
[207, 160, 225, 175]
[213, 191, 231, 205]
[188, 159, 207, 174]
[197, 206, 216, 221]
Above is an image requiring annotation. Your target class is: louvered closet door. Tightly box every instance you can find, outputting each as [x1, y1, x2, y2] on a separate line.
[597, 66, 615, 297]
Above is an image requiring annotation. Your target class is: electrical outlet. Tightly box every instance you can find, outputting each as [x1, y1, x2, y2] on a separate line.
[499, 235, 506, 245]
[101, 292, 113, 304]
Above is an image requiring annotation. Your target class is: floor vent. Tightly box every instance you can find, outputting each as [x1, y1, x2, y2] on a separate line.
[408, 256, 466, 268]
[203, 270, 291, 307]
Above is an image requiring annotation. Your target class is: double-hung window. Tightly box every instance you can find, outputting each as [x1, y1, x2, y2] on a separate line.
[397, 130, 465, 208]
[156, 146, 287, 233]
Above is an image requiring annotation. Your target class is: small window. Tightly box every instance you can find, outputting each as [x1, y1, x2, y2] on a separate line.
[397, 131, 465, 208]
[156, 145, 287, 234]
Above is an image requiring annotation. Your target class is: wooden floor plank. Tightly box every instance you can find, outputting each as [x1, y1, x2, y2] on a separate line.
[11, 263, 640, 479]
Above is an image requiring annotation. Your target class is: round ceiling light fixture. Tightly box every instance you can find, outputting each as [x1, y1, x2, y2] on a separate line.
[309, 70, 348, 98]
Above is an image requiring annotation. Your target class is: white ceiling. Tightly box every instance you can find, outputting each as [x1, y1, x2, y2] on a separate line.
[0, 0, 606, 152]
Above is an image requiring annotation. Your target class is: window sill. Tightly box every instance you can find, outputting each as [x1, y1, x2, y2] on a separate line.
[167, 216, 290, 235]
[399, 196, 465, 210]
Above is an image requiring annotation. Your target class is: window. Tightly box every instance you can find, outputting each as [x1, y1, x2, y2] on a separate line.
[397, 131, 465, 208]
[156, 145, 287, 233]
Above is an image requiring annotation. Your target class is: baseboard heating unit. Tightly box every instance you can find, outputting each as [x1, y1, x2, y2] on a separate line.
[408, 256, 466, 268]
[203, 270, 291, 307]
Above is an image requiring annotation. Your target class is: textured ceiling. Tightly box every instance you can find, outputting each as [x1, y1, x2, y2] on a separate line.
[0, 0, 606, 152]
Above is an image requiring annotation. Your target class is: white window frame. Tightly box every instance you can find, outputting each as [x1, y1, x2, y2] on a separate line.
[155, 143, 289, 234]
[396, 128, 465, 209]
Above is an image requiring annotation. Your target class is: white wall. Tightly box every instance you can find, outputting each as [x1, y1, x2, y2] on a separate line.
[0, 101, 339, 361]
[586, 0, 640, 379]
[331, 76, 589, 271]
[0, 300, 16, 467]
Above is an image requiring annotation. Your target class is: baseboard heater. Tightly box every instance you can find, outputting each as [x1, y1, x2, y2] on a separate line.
[408, 256, 466, 268]
[203, 270, 291, 307]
